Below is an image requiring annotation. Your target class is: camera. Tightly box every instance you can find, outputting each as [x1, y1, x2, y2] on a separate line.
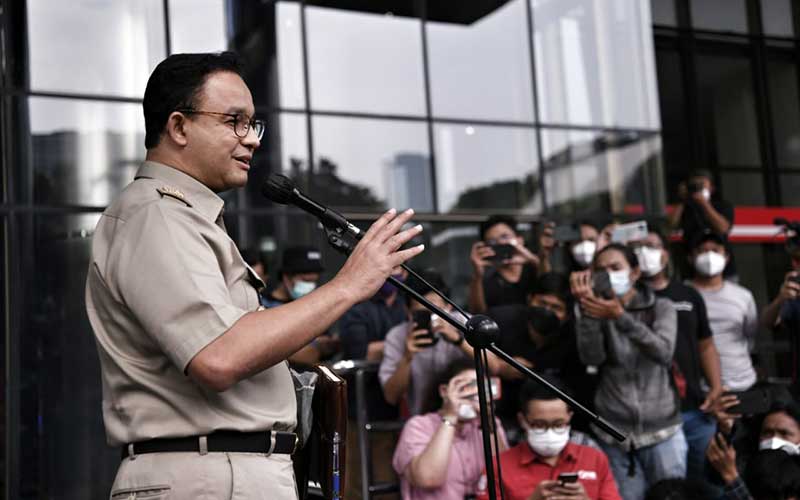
[489, 243, 515, 262]
[688, 180, 704, 194]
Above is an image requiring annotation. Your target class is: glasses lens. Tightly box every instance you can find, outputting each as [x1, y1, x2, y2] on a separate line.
[552, 425, 569, 434]
[253, 120, 266, 140]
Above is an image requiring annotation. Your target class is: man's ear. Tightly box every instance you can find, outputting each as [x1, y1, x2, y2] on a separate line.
[164, 111, 189, 147]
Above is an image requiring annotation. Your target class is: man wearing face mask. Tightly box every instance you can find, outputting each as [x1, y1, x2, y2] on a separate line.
[572, 244, 684, 500]
[668, 170, 736, 278]
[261, 246, 339, 366]
[477, 377, 621, 500]
[569, 222, 601, 271]
[688, 231, 758, 392]
[487, 273, 589, 436]
[634, 228, 723, 490]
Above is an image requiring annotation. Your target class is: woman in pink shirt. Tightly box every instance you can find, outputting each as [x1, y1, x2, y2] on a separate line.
[392, 359, 507, 500]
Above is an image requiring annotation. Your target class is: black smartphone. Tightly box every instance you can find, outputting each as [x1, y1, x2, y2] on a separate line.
[558, 472, 579, 485]
[553, 225, 580, 243]
[592, 270, 614, 299]
[726, 388, 772, 416]
[489, 243, 515, 262]
[411, 310, 438, 348]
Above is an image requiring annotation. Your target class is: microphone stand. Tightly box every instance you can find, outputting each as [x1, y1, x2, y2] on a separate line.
[321, 226, 626, 500]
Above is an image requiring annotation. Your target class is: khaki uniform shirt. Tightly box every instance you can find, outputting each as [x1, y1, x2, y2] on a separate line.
[86, 161, 296, 447]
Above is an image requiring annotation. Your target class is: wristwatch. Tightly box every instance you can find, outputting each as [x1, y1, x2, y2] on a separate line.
[441, 415, 458, 427]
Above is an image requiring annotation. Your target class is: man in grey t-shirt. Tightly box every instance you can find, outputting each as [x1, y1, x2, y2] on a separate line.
[688, 232, 759, 391]
[379, 270, 474, 415]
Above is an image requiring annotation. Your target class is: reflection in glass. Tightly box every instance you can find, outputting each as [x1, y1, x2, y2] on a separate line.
[696, 54, 762, 166]
[532, 0, 660, 129]
[761, 0, 794, 37]
[720, 172, 765, 205]
[650, 0, 677, 26]
[169, 0, 228, 53]
[690, 0, 748, 33]
[767, 60, 800, 168]
[16, 214, 119, 498]
[433, 123, 540, 213]
[426, 0, 534, 122]
[311, 116, 431, 212]
[27, 0, 165, 97]
[656, 48, 692, 197]
[29, 97, 146, 206]
[540, 129, 662, 216]
[306, 6, 426, 115]
[277, 2, 306, 109]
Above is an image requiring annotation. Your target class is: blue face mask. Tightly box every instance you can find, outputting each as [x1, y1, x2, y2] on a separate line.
[608, 270, 631, 297]
[290, 280, 317, 299]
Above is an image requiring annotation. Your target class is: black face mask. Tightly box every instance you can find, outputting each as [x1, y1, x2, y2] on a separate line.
[528, 306, 561, 337]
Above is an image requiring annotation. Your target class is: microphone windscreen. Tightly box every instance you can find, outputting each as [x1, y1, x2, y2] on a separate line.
[262, 173, 295, 205]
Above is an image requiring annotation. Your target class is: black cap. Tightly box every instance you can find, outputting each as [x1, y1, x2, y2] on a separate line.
[688, 230, 727, 251]
[280, 246, 324, 275]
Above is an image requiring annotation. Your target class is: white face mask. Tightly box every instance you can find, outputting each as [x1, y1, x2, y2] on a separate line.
[290, 279, 317, 299]
[526, 427, 570, 457]
[759, 437, 800, 455]
[635, 247, 664, 278]
[457, 403, 478, 421]
[572, 240, 597, 268]
[694, 251, 726, 277]
[608, 270, 632, 297]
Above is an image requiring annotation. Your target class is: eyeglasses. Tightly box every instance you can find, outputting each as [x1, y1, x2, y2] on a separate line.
[524, 420, 570, 434]
[177, 108, 265, 140]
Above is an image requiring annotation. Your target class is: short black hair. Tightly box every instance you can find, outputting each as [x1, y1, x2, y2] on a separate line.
[479, 214, 518, 241]
[143, 52, 244, 149]
[406, 268, 450, 299]
[421, 358, 475, 414]
[594, 242, 639, 269]
[518, 375, 572, 412]
[530, 272, 569, 302]
[763, 400, 800, 429]
[688, 169, 713, 181]
[743, 450, 800, 499]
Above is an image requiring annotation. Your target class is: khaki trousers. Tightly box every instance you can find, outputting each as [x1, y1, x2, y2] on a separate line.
[110, 452, 298, 500]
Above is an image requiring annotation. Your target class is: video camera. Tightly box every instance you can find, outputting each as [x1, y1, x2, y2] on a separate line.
[774, 218, 800, 253]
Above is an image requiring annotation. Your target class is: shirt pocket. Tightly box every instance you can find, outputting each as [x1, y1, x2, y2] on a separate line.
[110, 484, 171, 500]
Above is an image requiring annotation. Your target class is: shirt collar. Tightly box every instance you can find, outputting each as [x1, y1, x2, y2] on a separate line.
[134, 161, 225, 222]
[519, 441, 578, 467]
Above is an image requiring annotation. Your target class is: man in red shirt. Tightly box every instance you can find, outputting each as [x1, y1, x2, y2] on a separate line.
[477, 377, 621, 500]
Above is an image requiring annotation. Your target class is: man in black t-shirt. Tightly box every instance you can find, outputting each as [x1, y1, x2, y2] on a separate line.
[468, 214, 539, 313]
[668, 169, 736, 278]
[486, 272, 590, 440]
[633, 227, 723, 490]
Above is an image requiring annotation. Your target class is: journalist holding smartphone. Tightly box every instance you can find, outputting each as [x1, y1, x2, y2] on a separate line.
[571, 244, 685, 500]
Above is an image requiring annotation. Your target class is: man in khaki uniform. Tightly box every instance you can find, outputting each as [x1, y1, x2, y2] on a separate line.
[85, 52, 424, 500]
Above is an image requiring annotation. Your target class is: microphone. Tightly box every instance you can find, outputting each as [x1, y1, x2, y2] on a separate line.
[262, 173, 362, 237]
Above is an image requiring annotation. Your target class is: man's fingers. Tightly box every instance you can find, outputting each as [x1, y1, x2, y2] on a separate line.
[391, 244, 426, 267]
[361, 208, 397, 242]
[384, 224, 423, 252]
[376, 208, 416, 245]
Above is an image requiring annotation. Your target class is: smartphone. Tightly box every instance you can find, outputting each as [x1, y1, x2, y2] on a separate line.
[688, 180, 705, 194]
[411, 310, 438, 348]
[558, 472, 579, 485]
[553, 224, 581, 243]
[611, 220, 648, 244]
[465, 377, 502, 401]
[726, 388, 772, 416]
[489, 243, 515, 262]
[592, 270, 614, 299]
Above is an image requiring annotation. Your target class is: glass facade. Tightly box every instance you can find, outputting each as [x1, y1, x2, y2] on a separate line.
[1, 0, 662, 497]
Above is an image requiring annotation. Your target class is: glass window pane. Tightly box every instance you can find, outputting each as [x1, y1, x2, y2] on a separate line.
[779, 174, 800, 205]
[426, 0, 534, 122]
[311, 116, 431, 212]
[306, 7, 426, 115]
[277, 2, 306, 109]
[761, 0, 795, 37]
[532, 0, 660, 129]
[696, 54, 762, 166]
[15, 214, 119, 497]
[720, 171, 765, 205]
[168, 0, 228, 53]
[651, 0, 678, 26]
[767, 60, 800, 168]
[541, 129, 663, 216]
[690, 0, 749, 33]
[433, 123, 540, 213]
[656, 48, 693, 198]
[27, 0, 166, 97]
[29, 97, 145, 206]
